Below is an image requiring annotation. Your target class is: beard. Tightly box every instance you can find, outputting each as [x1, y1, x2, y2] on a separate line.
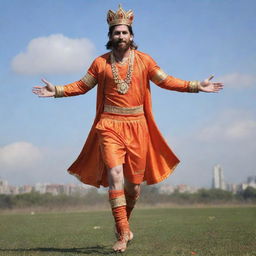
[112, 39, 131, 51]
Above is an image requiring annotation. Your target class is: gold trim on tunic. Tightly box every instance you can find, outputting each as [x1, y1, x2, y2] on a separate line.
[81, 72, 97, 88]
[151, 69, 168, 84]
[189, 80, 200, 93]
[109, 195, 127, 208]
[104, 104, 144, 115]
[54, 86, 65, 98]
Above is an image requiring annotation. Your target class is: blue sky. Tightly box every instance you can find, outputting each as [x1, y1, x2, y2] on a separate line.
[0, 0, 255, 187]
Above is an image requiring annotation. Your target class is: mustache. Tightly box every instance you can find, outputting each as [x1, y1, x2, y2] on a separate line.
[116, 39, 127, 43]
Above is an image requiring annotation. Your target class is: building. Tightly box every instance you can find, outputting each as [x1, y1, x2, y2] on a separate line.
[0, 179, 9, 194]
[212, 164, 226, 190]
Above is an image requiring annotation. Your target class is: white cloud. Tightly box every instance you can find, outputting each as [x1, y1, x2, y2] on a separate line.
[199, 110, 256, 141]
[0, 142, 42, 169]
[165, 109, 256, 187]
[226, 120, 256, 139]
[218, 73, 255, 88]
[11, 34, 96, 75]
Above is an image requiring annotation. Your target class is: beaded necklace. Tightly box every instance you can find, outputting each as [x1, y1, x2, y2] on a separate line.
[110, 50, 134, 94]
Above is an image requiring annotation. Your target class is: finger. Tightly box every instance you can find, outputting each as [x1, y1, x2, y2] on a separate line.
[213, 82, 224, 86]
[33, 86, 43, 89]
[208, 75, 214, 81]
[41, 78, 49, 85]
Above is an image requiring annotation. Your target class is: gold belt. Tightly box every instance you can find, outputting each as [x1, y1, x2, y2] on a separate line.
[104, 104, 144, 115]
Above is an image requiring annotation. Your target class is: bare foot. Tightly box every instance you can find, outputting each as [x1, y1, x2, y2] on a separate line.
[112, 233, 130, 252]
[115, 227, 134, 242]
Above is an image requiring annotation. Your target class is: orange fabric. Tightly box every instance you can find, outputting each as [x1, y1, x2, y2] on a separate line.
[109, 190, 125, 199]
[63, 80, 91, 96]
[112, 206, 130, 234]
[96, 113, 149, 184]
[103, 61, 144, 107]
[109, 190, 129, 234]
[64, 50, 190, 187]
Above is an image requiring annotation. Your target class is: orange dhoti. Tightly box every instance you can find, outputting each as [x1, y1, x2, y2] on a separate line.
[96, 112, 149, 184]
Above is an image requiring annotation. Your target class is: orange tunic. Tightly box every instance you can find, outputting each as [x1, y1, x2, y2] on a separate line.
[60, 50, 195, 187]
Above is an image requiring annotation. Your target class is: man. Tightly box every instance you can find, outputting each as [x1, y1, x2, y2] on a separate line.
[33, 5, 223, 252]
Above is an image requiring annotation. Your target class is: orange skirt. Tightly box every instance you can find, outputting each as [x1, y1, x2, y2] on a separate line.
[95, 113, 149, 184]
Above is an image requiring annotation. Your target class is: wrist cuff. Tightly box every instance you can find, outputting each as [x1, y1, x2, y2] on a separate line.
[189, 80, 200, 93]
[54, 86, 65, 98]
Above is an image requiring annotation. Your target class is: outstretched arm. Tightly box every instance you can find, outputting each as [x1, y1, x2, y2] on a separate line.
[151, 70, 224, 93]
[146, 54, 223, 93]
[32, 72, 97, 98]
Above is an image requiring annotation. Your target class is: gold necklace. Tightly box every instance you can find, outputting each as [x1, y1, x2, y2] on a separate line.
[110, 50, 134, 94]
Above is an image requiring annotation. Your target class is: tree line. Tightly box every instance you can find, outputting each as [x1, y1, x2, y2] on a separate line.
[0, 186, 255, 210]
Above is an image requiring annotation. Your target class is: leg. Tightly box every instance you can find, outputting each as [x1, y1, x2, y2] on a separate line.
[124, 179, 140, 220]
[108, 165, 130, 252]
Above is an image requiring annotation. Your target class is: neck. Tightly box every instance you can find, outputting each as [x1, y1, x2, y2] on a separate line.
[112, 47, 131, 62]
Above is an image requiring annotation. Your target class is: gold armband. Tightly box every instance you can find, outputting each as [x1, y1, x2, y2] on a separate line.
[151, 69, 168, 84]
[54, 86, 65, 98]
[81, 72, 97, 88]
[189, 80, 200, 93]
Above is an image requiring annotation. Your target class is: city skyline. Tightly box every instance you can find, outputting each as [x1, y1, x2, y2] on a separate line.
[1, 164, 255, 193]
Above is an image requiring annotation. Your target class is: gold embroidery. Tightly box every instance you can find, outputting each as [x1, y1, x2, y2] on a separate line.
[151, 69, 168, 84]
[109, 195, 127, 208]
[81, 72, 97, 88]
[104, 104, 144, 115]
[189, 80, 200, 93]
[54, 86, 65, 98]
[133, 169, 145, 175]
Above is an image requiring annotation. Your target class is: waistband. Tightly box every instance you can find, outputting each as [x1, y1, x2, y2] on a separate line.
[103, 104, 144, 115]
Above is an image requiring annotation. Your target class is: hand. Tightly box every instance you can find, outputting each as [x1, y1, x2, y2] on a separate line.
[32, 78, 55, 97]
[199, 75, 224, 93]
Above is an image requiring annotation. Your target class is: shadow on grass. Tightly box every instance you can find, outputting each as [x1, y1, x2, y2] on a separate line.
[0, 245, 115, 255]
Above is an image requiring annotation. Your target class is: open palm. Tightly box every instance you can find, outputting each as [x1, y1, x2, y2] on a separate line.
[199, 75, 224, 93]
[32, 78, 55, 97]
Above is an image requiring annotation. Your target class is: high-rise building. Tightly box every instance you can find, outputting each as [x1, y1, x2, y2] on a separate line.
[212, 164, 226, 190]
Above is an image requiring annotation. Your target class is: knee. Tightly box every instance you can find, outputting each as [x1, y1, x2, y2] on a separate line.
[125, 183, 140, 197]
[109, 165, 123, 184]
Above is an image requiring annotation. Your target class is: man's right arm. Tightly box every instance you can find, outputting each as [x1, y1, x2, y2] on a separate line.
[54, 72, 97, 98]
[33, 58, 99, 98]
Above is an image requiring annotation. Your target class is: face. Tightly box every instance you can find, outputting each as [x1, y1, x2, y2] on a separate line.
[110, 25, 133, 51]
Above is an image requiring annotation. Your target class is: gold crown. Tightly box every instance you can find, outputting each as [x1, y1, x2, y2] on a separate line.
[107, 4, 134, 27]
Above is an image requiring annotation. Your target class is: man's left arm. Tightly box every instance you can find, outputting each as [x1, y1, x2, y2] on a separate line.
[151, 68, 223, 93]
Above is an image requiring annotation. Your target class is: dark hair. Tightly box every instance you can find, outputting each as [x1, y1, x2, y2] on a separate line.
[105, 25, 138, 50]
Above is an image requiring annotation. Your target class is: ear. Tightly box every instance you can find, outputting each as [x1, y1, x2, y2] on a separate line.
[130, 37, 133, 41]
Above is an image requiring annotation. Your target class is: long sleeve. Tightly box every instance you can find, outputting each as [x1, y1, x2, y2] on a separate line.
[146, 54, 199, 93]
[55, 59, 99, 98]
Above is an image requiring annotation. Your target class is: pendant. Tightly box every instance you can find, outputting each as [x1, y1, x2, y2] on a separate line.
[117, 82, 129, 94]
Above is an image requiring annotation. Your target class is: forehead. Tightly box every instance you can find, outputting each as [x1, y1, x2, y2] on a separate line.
[112, 25, 130, 33]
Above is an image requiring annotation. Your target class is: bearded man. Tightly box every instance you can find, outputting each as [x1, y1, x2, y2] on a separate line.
[33, 5, 223, 252]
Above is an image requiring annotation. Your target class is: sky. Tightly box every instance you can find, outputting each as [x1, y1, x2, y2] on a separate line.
[0, 0, 255, 188]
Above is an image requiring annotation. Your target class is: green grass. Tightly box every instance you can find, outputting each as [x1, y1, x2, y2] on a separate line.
[0, 207, 255, 256]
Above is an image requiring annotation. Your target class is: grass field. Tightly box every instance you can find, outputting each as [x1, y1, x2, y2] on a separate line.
[0, 207, 255, 256]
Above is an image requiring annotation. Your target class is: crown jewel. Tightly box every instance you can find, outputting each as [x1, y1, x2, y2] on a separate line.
[107, 4, 134, 27]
